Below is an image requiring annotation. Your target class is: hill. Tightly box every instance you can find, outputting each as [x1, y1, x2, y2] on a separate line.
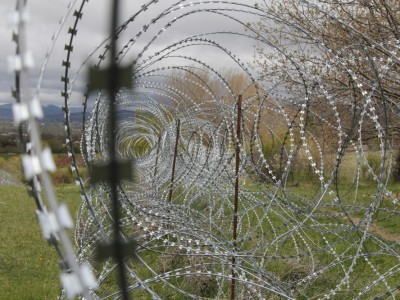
[0, 104, 83, 122]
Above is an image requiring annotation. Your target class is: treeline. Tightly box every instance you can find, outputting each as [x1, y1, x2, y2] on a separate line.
[0, 132, 80, 154]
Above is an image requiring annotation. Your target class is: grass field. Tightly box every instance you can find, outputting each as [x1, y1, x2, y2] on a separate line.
[0, 152, 85, 299]
[0, 184, 81, 299]
[1, 151, 400, 298]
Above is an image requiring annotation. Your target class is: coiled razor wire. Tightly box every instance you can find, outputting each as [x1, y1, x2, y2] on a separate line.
[8, 0, 97, 299]
[9, 0, 400, 299]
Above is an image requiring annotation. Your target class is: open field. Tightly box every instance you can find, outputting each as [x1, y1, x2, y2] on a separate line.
[1, 151, 400, 298]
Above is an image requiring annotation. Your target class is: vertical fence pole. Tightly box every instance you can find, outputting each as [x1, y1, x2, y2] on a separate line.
[108, 1, 129, 299]
[154, 133, 162, 177]
[168, 119, 181, 203]
[231, 95, 242, 300]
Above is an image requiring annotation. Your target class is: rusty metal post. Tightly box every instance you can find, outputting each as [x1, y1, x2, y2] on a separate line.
[154, 133, 162, 177]
[231, 95, 242, 300]
[168, 119, 180, 203]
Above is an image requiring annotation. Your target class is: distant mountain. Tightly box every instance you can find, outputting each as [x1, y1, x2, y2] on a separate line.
[0, 104, 13, 120]
[0, 104, 84, 122]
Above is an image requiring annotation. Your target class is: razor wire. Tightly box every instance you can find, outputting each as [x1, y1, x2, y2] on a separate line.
[8, 0, 97, 299]
[8, 0, 400, 299]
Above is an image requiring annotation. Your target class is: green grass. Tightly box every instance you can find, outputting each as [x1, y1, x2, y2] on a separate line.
[2, 150, 400, 299]
[0, 185, 82, 299]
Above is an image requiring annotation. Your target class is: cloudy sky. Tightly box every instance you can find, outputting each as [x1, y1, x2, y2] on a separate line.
[0, 0, 261, 107]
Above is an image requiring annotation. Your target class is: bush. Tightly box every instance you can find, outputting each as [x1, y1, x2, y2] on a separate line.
[361, 152, 381, 180]
[45, 139, 65, 154]
[54, 155, 70, 168]
[51, 167, 73, 185]
[250, 130, 288, 182]
[0, 136, 19, 153]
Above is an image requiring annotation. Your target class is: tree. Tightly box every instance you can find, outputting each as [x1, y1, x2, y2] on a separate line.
[252, 0, 400, 181]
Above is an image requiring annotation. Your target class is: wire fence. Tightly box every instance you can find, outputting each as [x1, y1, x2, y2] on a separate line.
[8, 0, 400, 299]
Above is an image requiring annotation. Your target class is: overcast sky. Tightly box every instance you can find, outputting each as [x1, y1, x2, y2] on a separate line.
[0, 0, 261, 107]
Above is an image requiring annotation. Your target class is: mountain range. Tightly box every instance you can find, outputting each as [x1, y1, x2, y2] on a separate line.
[0, 104, 84, 122]
[0, 104, 135, 123]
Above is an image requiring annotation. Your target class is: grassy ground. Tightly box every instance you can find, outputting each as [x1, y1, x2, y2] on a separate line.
[1, 150, 400, 298]
[0, 153, 83, 299]
[0, 185, 81, 299]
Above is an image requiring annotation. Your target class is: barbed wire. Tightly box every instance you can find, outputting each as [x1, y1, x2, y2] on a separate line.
[8, 0, 97, 299]
[9, 0, 400, 299]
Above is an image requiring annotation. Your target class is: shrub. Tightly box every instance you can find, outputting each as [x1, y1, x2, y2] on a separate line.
[54, 155, 70, 168]
[45, 139, 65, 154]
[51, 167, 73, 185]
[0, 136, 19, 153]
[361, 152, 381, 180]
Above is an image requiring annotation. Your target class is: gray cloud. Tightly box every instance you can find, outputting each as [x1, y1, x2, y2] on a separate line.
[1, 0, 260, 106]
